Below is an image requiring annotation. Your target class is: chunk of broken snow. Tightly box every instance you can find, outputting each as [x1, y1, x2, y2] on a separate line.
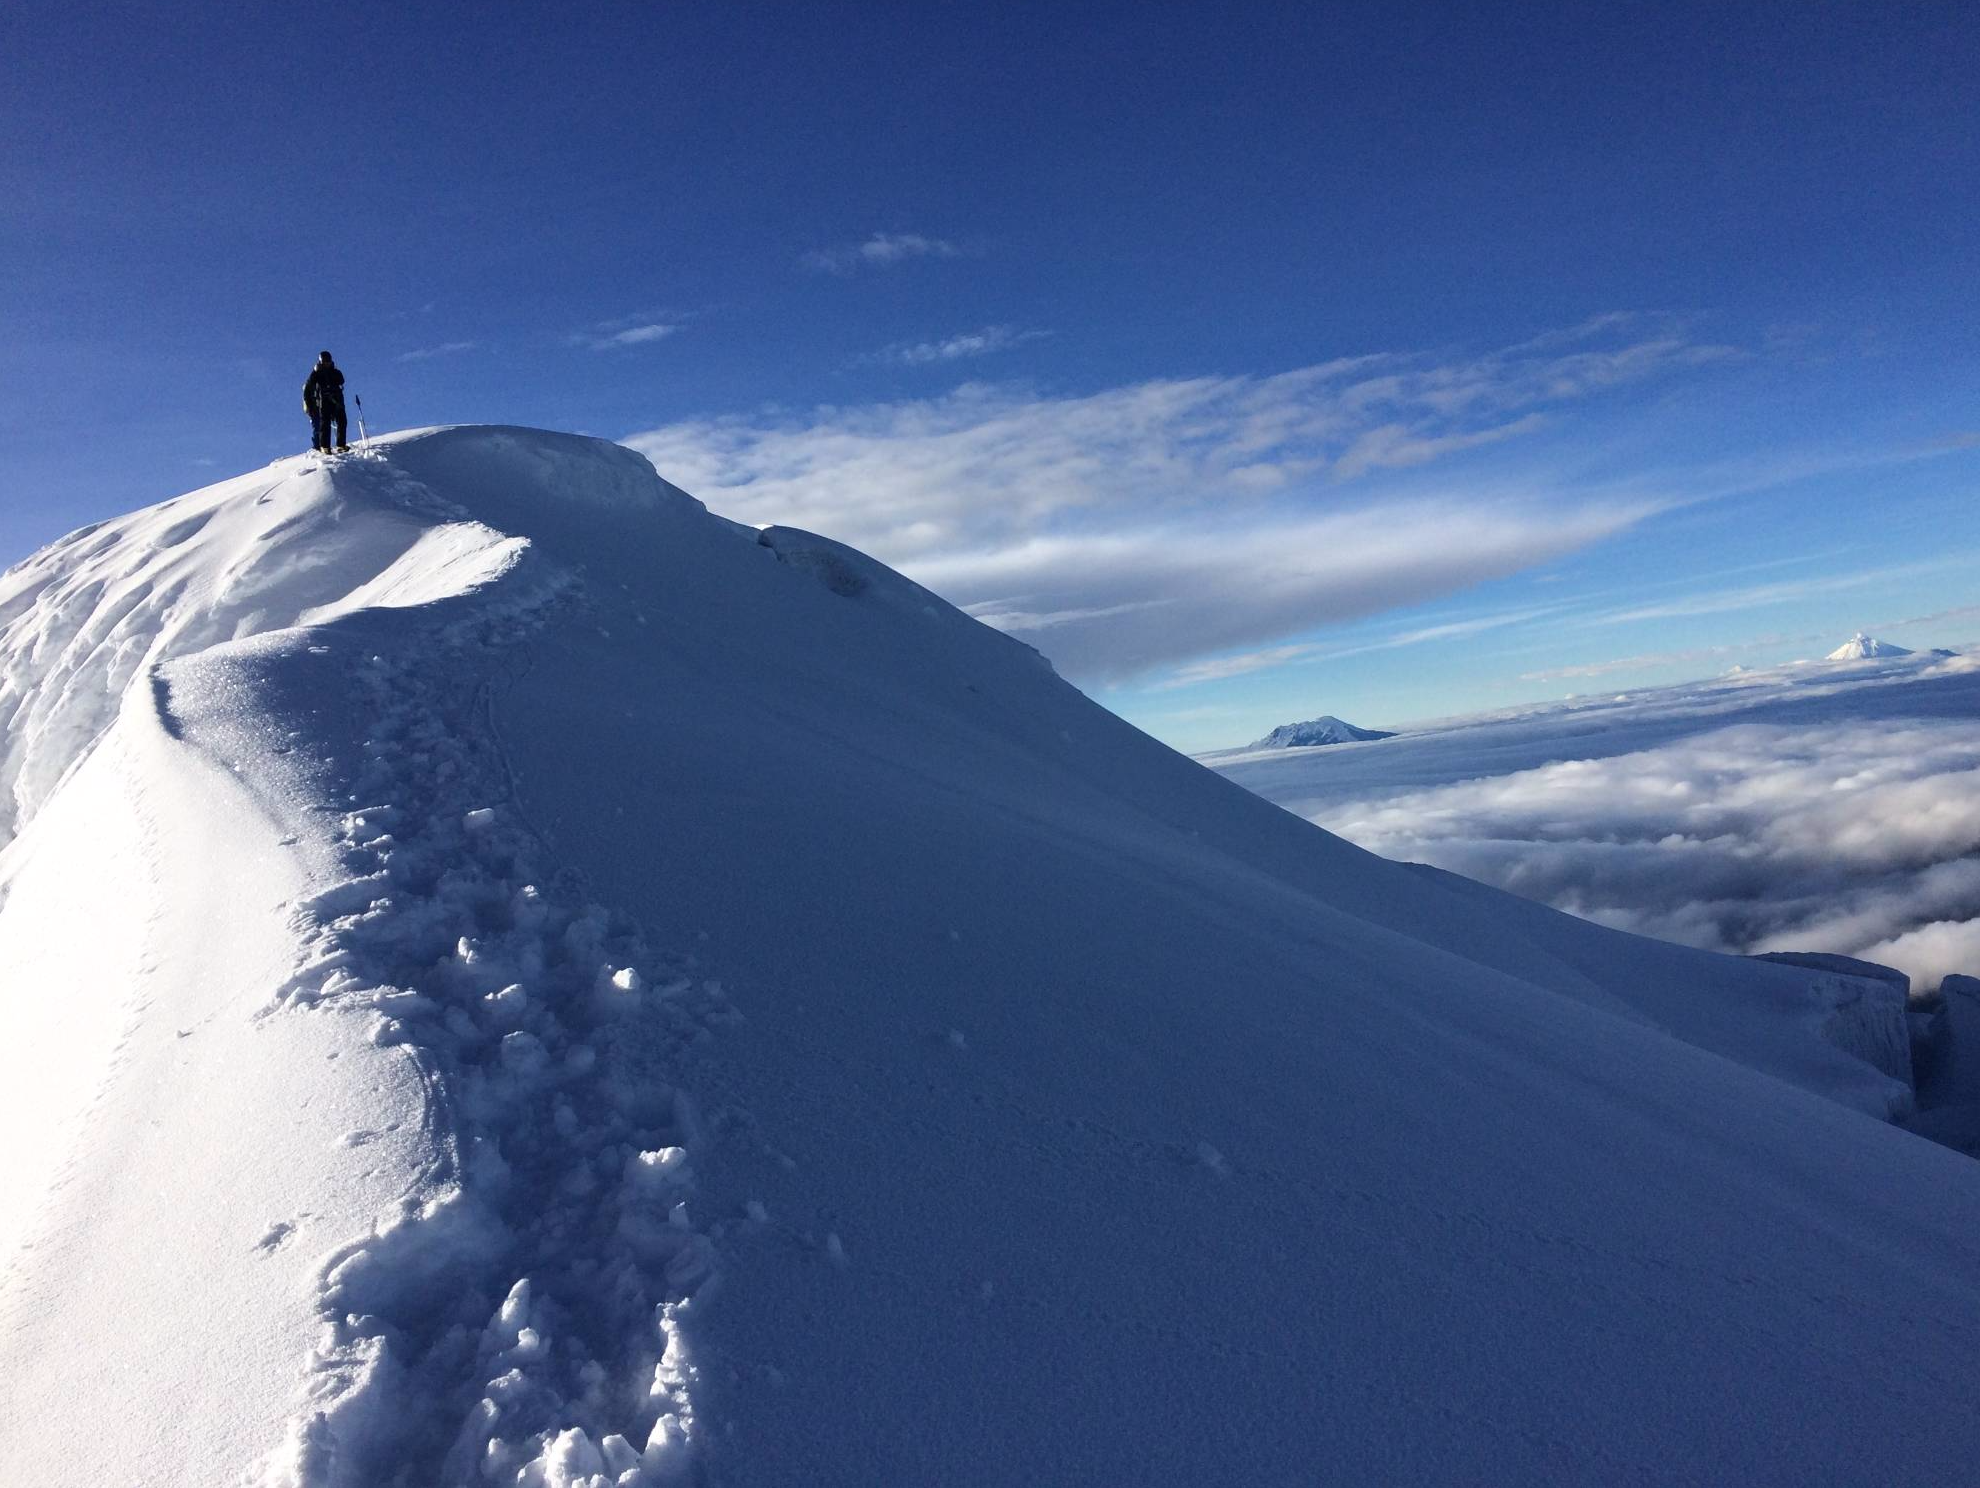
[463, 807, 497, 830]
[624, 1146, 691, 1194]
[510, 1325, 546, 1361]
[497, 1277, 532, 1333]
[538, 1427, 606, 1482]
[643, 1413, 690, 1477]
[482, 983, 528, 1026]
[600, 1434, 642, 1477]
[499, 1031, 548, 1074]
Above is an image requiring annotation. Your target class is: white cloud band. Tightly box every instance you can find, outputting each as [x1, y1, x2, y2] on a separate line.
[627, 317, 1734, 681]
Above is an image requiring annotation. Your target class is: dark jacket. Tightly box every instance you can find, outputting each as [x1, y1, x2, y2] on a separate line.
[304, 363, 346, 413]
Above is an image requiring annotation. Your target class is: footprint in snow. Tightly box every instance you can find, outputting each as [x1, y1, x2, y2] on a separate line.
[255, 1221, 296, 1253]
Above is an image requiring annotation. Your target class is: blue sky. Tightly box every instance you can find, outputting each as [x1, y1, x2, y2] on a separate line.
[5, 0, 1976, 750]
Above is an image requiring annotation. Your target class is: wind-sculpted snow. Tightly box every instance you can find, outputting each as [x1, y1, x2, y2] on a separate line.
[0, 453, 519, 847]
[0, 432, 724, 1484]
[6, 427, 1980, 1485]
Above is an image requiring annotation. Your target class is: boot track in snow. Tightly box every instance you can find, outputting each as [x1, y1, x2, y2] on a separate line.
[143, 455, 729, 1484]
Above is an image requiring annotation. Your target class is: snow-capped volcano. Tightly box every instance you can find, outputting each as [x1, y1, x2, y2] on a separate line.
[1248, 713, 1394, 748]
[1827, 632, 1913, 659]
[4, 427, 1979, 1486]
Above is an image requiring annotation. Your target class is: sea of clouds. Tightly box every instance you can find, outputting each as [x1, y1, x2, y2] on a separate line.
[1216, 656, 1980, 991]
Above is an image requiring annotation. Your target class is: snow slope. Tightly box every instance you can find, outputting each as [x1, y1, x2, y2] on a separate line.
[1828, 632, 1913, 660]
[4, 427, 1980, 1485]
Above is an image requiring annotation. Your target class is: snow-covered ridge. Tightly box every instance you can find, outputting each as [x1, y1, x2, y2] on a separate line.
[0, 429, 731, 1484]
[7, 426, 1980, 1485]
[0, 425, 1054, 1484]
[0, 439, 534, 846]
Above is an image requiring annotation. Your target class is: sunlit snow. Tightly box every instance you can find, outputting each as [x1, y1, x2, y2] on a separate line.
[3, 428, 1979, 1485]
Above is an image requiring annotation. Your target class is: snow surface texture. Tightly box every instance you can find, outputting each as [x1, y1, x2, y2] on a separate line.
[1205, 654, 1980, 990]
[1248, 713, 1394, 749]
[5, 427, 1980, 1484]
[0, 437, 715, 1485]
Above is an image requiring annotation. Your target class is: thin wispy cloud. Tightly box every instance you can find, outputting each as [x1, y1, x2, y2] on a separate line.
[1384, 606, 1573, 648]
[1878, 601, 1980, 630]
[1161, 643, 1330, 689]
[397, 340, 480, 363]
[1158, 604, 1570, 690]
[573, 319, 679, 350]
[864, 326, 1051, 367]
[802, 232, 962, 273]
[1332, 413, 1546, 480]
[628, 316, 1733, 682]
[1594, 557, 1975, 626]
[1519, 636, 1822, 683]
[1921, 431, 1980, 454]
[604, 323, 676, 345]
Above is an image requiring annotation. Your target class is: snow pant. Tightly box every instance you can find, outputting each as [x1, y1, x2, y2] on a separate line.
[312, 402, 348, 451]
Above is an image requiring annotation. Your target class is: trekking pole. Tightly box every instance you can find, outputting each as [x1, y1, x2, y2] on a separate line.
[355, 395, 371, 453]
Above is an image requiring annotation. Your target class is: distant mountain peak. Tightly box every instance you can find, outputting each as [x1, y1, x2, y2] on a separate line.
[1249, 714, 1394, 749]
[1826, 633, 1913, 661]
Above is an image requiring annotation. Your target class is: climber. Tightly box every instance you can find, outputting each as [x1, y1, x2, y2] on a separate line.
[303, 351, 348, 454]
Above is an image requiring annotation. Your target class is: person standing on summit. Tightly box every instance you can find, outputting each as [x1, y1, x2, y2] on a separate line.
[303, 351, 348, 454]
